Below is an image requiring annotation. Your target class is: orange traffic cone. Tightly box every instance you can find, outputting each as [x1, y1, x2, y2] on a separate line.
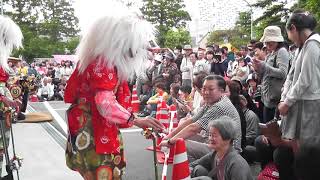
[161, 145, 175, 180]
[172, 138, 191, 180]
[131, 85, 140, 113]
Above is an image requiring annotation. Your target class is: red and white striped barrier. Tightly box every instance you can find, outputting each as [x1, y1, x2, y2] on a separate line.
[161, 104, 178, 180]
[131, 85, 140, 113]
[157, 100, 169, 129]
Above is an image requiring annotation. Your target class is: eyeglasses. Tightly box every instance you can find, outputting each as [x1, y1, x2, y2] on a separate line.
[201, 87, 222, 93]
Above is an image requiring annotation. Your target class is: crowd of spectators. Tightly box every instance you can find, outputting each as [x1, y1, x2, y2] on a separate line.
[134, 10, 320, 180]
[7, 59, 74, 102]
[5, 9, 319, 180]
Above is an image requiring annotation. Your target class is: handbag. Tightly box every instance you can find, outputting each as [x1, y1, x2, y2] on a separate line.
[259, 120, 282, 146]
[259, 118, 299, 153]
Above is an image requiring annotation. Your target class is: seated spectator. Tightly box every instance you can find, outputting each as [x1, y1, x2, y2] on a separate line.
[145, 81, 169, 117]
[60, 61, 73, 80]
[175, 85, 193, 120]
[18, 61, 28, 77]
[46, 77, 55, 92]
[138, 81, 153, 110]
[246, 73, 263, 121]
[37, 63, 47, 76]
[190, 117, 253, 180]
[60, 76, 68, 86]
[28, 62, 38, 77]
[247, 73, 259, 98]
[52, 83, 65, 101]
[160, 75, 242, 163]
[239, 94, 259, 164]
[46, 66, 55, 79]
[167, 83, 180, 106]
[191, 71, 207, 115]
[225, 80, 247, 150]
[239, 95, 259, 146]
[53, 62, 62, 79]
[231, 77, 261, 121]
[37, 78, 54, 101]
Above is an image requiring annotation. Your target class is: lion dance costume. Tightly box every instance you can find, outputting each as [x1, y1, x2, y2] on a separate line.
[0, 16, 23, 176]
[64, 12, 154, 180]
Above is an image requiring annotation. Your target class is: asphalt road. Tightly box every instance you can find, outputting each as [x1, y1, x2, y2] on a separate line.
[27, 101, 165, 180]
[22, 101, 259, 180]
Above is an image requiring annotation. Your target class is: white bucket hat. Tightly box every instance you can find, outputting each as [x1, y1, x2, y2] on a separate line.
[183, 44, 192, 50]
[260, 26, 284, 43]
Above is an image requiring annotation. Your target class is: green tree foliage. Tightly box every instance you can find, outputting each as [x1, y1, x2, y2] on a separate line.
[252, 0, 291, 39]
[65, 37, 80, 54]
[207, 29, 250, 49]
[140, 0, 191, 47]
[253, 0, 320, 40]
[39, 0, 79, 40]
[293, 0, 320, 32]
[4, 0, 79, 62]
[206, 11, 252, 49]
[235, 11, 252, 38]
[164, 28, 191, 49]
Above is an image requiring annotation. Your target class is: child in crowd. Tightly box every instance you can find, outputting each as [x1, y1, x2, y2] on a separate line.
[167, 83, 180, 106]
[144, 81, 169, 117]
[175, 85, 193, 120]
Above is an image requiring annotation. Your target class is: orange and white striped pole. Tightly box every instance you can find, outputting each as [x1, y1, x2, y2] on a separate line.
[161, 104, 178, 180]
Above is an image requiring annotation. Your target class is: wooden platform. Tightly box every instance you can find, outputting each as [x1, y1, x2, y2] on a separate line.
[18, 112, 53, 123]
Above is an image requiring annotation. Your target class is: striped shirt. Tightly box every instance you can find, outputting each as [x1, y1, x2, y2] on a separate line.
[192, 96, 242, 151]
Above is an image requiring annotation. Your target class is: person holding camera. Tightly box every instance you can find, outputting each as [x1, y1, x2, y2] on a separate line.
[252, 26, 290, 123]
[210, 52, 225, 77]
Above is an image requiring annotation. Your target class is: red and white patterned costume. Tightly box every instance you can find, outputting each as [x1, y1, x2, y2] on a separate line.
[63, 8, 154, 180]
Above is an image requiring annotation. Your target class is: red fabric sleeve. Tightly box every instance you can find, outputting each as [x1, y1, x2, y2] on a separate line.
[117, 81, 133, 128]
[0, 68, 9, 82]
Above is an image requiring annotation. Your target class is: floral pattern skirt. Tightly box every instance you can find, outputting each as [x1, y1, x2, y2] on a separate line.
[66, 102, 126, 180]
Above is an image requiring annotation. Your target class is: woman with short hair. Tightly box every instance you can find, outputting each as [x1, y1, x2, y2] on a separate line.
[191, 116, 253, 180]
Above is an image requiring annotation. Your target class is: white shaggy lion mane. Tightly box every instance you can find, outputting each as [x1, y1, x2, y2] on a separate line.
[76, 13, 154, 81]
[0, 16, 23, 72]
